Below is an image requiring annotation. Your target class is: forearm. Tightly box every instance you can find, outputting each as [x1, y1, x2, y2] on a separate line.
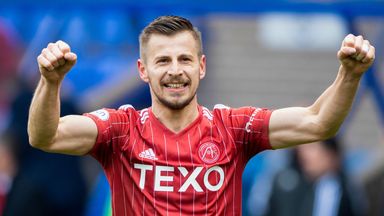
[28, 78, 62, 147]
[269, 34, 374, 149]
[309, 65, 361, 137]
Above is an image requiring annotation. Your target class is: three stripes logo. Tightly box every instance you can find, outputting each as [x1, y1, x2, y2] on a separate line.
[118, 104, 134, 111]
[140, 108, 149, 124]
[139, 148, 158, 161]
[202, 107, 213, 121]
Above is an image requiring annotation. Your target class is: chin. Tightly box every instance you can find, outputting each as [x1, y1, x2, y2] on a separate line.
[159, 96, 195, 110]
[163, 101, 190, 110]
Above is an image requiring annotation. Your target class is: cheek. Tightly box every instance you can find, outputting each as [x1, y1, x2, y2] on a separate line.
[147, 69, 164, 82]
[190, 68, 202, 81]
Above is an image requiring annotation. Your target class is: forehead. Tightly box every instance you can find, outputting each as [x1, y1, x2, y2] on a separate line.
[298, 142, 326, 154]
[145, 31, 199, 59]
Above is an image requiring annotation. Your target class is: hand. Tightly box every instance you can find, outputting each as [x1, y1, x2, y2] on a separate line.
[337, 34, 375, 77]
[37, 40, 77, 83]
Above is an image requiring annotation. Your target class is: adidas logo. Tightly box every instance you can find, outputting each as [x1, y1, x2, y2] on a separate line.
[202, 107, 213, 121]
[139, 148, 158, 161]
[140, 108, 149, 124]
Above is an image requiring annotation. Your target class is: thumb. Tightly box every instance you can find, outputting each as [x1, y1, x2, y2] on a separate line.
[338, 46, 356, 60]
[62, 52, 77, 72]
[64, 52, 77, 62]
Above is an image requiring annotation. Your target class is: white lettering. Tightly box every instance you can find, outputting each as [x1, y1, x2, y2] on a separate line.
[204, 166, 225, 191]
[154, 166, 174, 192]
[134, 164, 225, 192]
[245, 122, 252, 133]
[245, 108, 261, 132]
[134, 163, 153, 189]
[178, 167, 203, 192]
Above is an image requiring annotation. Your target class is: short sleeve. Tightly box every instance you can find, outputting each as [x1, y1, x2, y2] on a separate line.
[226, 106, 273, 157]
[83, 108, 130, 165]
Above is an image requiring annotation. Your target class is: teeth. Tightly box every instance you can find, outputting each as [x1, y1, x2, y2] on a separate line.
[167, 83, 184, 88]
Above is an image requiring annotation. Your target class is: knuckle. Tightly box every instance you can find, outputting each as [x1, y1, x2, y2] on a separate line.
[57, 40, 66, 46]
[42, 48, 52, 57]
[44, 62, 52, 68]
[38, 55, 45, 63]
[54, 50, 64, 58]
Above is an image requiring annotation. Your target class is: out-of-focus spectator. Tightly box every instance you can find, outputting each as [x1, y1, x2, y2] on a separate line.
[0, 18, 22, 133]
[364, 167, 384, 216]
[0, 134, 16, 215]
[0, 21, 19, 80]
[363, 137, 384, 216]
[3, 79, 87, 216]
[264, 138, 365, 216]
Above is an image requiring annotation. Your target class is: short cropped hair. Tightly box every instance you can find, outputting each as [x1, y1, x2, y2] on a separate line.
[139, 15, 203, 60]
[322, 137, 341, 155]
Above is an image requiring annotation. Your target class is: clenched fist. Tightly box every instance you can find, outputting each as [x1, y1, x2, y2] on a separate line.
[37, 40, 77, 83]
[337, 34, 375, 77]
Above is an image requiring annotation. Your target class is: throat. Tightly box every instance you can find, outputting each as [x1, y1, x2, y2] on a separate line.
[152, 104, 199, 134]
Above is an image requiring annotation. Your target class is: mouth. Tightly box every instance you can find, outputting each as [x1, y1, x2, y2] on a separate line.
[163, 83, 189, 89]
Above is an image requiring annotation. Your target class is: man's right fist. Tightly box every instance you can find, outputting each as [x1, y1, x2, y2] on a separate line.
[37, 40, 77, 82]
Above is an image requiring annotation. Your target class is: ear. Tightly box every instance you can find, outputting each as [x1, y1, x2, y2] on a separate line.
[137, 59, 149, 83]
[199, 55, 206, 79]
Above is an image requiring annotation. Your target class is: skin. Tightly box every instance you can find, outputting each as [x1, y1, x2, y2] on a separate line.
[28, 32, 375, 155]
[297, 142, 339, 180]
[269, 34, 375, 148]
[137, 31, 206, 133]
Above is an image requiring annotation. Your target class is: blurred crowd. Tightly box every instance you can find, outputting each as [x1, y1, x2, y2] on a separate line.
[0, 6, 383, 216]
[0, 8, 146, 215]
[0, 16, 88, 215]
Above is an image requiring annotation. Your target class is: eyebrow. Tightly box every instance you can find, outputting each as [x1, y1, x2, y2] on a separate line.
[153, 54, 195, 62]
[178, 54, 194, 59]
[153, 55, 171, 62]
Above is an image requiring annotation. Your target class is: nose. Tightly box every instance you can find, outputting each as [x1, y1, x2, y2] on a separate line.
[168, 62, 183, 76]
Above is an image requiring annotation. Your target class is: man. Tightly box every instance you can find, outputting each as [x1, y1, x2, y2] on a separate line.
[265, 138, 364, 216]
[28, 16, 375, 215]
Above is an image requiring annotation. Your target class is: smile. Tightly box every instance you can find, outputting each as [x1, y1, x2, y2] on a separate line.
[164, 83, 189, 89]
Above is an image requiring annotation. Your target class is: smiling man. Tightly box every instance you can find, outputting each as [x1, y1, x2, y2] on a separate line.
[28, 16, 375, 215]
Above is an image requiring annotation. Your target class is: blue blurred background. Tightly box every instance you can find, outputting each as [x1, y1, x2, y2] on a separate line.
[0, 0, 383, 215]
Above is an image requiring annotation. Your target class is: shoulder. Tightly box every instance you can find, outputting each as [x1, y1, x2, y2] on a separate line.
[87, 104, 144, 122]
[202, 104, 248, 123]
[199, 104, 230, 121]
[206, 104, 272, 129]
[118, 104, 150, 123]
[209, 104, 264, 118]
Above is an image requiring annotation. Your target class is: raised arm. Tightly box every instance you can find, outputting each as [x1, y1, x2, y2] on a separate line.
[28, 41, 97, 155]
[269, 34, 375, 149]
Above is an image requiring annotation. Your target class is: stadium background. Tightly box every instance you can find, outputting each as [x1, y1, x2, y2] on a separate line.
[0, 0, 383, 215]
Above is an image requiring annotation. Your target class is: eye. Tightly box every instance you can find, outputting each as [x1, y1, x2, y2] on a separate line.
[181, 57, 192, 63]
[156, 58, 170, 65]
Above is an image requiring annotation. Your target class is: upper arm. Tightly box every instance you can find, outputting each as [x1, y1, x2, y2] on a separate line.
[269, 106, 326, 149]
[44, 115, 98, 155]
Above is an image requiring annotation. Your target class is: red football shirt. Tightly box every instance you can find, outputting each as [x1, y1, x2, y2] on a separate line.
[85, 104, 273, 216]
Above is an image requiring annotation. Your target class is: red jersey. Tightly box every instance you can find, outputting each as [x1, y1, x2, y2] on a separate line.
[84, 104, 272, 216]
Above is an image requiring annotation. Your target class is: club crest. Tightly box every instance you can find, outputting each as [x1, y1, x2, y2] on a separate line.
[198, 142, 220, 164]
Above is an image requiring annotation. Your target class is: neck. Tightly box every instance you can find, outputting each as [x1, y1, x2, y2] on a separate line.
[151, 98, 199, 133]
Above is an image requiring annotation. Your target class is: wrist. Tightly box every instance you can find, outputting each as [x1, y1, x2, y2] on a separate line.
[41, 76, 63, 87]
[338, 65, 363, 83]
